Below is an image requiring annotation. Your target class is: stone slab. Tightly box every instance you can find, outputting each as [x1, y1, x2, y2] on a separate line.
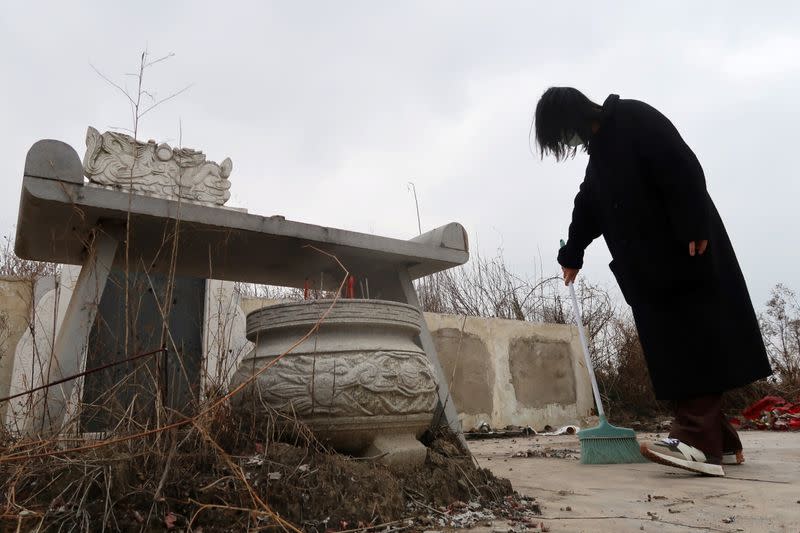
[15, 138, 468, 290]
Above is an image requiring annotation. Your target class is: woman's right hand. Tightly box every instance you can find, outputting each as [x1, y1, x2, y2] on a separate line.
[562, 267, 580, 286]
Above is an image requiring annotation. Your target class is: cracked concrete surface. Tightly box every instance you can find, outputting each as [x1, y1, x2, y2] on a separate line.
[469, 431, 800, 532]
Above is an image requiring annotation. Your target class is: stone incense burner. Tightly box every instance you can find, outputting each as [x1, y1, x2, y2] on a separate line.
[230, 299, 439, 465]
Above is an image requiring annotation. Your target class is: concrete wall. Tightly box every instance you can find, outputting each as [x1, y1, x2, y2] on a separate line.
[0, 277, 35, 421]
[240, 297, 284, 316]
[425, 312, 593, 431]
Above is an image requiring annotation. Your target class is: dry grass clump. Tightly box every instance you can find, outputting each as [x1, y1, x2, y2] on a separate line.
[1, 410, 513, 532]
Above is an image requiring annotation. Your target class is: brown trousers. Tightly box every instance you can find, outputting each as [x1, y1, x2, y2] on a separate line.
[668, 394, 742, 464]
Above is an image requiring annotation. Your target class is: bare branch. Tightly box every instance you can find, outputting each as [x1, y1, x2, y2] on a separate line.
[89, 63, 136, 106]
[138, 83, 194, 118]
[143, 52, 175, 68]
[106, 125, 135, 134]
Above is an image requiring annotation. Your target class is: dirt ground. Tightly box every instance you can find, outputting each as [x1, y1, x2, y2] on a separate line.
[468, 431, 800, 533]
[0, 429, 527, 531]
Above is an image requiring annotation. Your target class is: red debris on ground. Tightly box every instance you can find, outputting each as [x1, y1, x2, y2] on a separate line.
[740, 396, 800, 430]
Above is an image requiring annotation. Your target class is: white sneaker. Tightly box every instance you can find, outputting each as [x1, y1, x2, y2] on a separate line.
[640, 438, 725, 477]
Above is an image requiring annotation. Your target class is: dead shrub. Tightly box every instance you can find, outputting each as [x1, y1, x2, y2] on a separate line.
[0, 233, 59, 280]
[759, 284, 800, 390]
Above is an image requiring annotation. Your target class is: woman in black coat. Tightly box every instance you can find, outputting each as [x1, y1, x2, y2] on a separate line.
[535, 87, 772, 476]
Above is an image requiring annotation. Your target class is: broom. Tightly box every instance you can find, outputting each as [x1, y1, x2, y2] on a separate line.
[561, 240, 647, 464]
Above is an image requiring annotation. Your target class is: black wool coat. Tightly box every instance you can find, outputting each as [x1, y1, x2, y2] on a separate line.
[558, 95, 772, 400]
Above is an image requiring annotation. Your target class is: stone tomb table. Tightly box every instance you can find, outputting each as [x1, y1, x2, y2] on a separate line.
[16, 139, 469, 439]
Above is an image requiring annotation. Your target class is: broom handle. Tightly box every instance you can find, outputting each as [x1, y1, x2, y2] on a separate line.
[568, 280, 605, 418]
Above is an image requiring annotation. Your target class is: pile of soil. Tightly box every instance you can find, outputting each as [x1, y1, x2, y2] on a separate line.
[229, 432, 514, 527]
[1, 426, 531, 532]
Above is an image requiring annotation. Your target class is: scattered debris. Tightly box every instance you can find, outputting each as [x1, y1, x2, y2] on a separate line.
[408, 494, 542, 530]
[244, 454, 265, 466]
[164, 512, 178, 529]
[739, 396, 800, 430]
[511, 448, 580, 460]
[665, 498, 694, 510]
[537, 425, 579, 436]
[465, 424, 537, 440]
[464, 423, 577, 440]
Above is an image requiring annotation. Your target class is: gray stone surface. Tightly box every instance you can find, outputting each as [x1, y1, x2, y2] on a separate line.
[24, 140, 84, 183]
[303, 414, 432, 466]
[80, 268, 206, 432]
[16, 171, 467, 289]
[231, 300, 438, 465]
[363, 428, 429, 466]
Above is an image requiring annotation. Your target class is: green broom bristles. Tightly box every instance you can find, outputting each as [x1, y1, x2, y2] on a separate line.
[578, 415, 648, 464]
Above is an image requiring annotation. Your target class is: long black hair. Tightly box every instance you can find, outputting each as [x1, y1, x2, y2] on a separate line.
[533, 87, 602, 161]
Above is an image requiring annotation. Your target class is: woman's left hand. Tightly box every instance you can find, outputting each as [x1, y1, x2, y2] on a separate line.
[689, 240, 708, 256]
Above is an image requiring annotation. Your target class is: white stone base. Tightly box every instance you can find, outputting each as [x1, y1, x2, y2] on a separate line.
[298, 413, 432, 467]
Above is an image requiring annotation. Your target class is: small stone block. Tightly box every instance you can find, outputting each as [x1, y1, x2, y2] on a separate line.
[364, 433, 428, 467]
[24, 140, 84, 184]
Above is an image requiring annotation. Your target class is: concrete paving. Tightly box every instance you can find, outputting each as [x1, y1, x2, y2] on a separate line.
[469, 431, 800, 532]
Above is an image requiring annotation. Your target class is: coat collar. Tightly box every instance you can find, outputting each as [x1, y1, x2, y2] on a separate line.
[587, 94, 620, 155]
[602, 94, 620, 118]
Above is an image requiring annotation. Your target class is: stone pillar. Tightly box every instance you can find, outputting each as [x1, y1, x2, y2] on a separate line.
[23, 231, 118, 436]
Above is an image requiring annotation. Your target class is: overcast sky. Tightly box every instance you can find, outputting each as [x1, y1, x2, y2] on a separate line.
[2, 1, 798, 309]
